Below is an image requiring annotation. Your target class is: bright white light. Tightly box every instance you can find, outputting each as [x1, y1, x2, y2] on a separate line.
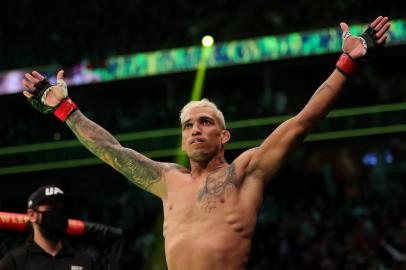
[201, 35, 214, 47]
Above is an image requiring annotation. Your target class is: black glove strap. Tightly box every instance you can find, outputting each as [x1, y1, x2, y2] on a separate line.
[32, 78, 53, 101]
[27, 78, 56, 114]
[359, 26, 383, 63]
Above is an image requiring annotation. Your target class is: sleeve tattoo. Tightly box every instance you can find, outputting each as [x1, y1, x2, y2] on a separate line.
[66, 111, 163, 191]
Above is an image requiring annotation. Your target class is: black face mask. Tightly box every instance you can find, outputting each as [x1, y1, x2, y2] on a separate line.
[35, 209, 68, 242]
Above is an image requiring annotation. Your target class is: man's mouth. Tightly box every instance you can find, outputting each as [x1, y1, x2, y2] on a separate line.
[190, 138, 205, 144]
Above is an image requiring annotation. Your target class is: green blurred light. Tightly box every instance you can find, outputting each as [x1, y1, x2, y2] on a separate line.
[175, 43, 213, 166]
[0, 127, 181, 156]
[1, 124, 406, 175]
[1, 102, 405, 157]
[190, 47, 211, 101]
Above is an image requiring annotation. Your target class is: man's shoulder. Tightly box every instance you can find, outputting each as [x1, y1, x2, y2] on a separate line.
[233, 148, 257, 170]
[8, 244, 28, 258]
[0, 244, 28, 269]
[63, 243, 93, 264]
[162, 163, 190, 174]
[71, 250, 94, 264]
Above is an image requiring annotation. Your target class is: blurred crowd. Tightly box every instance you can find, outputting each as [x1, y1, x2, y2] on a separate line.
[248, 141, 406, 270]
[1, 0, 405, 71]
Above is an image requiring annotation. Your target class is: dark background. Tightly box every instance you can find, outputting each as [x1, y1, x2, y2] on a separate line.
[1, 1, 406, 269]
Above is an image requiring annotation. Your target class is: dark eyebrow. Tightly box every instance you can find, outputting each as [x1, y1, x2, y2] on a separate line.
[182, 115, 215, 128]
[200, 116, 214, 122]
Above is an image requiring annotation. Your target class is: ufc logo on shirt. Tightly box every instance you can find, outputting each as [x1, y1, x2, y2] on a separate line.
[45, 187, 64, 196]
[71, 266, 83, 270]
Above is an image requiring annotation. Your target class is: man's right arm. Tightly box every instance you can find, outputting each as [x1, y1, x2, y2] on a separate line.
[22, 70, 174, 198]
[66, 110, 167, 197]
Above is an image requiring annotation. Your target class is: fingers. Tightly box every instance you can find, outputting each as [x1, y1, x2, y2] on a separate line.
[22, 70, 45, 92]
[23, 90, 33, 98]
[22, 79, 35, 91]
[24, 73, 39, 85]
[340, 22, 349, 32]
[374, 16, 389, 32]
[375, 22, 391, 39]
[22, 69, 66, 100]
[370, 16, 384, 28]
[371, 16, 390, 44]
[377, 33, 389, 44]
[32, 71, 45, 81]
[56, 70, 64, 80]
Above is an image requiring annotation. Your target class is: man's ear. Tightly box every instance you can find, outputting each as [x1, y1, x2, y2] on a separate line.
[221, 130, 231, 145]
[27, 209, 36, 223]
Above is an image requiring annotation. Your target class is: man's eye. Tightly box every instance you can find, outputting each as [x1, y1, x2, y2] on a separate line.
[184, 123, 192, 129]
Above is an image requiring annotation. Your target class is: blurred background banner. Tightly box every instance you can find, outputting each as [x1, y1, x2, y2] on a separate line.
[1, 18, 406, 95]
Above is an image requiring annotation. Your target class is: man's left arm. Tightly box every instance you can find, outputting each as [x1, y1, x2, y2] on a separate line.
[246, 16, 390, 183]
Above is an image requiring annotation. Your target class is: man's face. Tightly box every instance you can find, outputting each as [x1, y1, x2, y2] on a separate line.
[28, 202, 63, 224]
[28, 200, 68, 242]
[181, 107, 230, 161]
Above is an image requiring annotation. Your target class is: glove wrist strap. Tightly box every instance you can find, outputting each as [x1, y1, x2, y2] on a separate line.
[336, 53, 359, 77]
[54, 98, 77, 122]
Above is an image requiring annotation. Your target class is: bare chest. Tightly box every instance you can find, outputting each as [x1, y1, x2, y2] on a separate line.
[165, 164, 239, 216]
[162, 164, 261, 270]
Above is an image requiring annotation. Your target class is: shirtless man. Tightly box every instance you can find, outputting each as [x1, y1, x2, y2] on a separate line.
[22, 17, 390, 270]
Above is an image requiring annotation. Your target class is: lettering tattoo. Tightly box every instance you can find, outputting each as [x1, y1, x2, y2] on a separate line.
[198, 163, 238, 212]
[309, 82, 333, 102]
[66, 111, 163, 191]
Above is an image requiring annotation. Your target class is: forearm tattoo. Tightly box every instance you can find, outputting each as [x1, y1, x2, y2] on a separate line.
[66, 111, 162, 190]
[309, 82, 333, 102]
[198, 163, 238, 212]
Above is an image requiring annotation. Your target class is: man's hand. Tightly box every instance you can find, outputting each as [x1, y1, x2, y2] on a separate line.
[22, 70, 77, 122]
[336, 16, 390, 77]
[341, 16, 390, 59]
[22, 70, 67, 107]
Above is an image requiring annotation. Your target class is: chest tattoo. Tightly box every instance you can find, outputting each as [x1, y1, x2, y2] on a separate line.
[197, 163, 238, 212]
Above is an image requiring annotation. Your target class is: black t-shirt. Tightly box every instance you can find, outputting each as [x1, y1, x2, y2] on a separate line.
[0, 240, 93, 270]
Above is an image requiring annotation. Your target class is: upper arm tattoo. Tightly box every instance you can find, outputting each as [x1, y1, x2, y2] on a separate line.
[66, 111, 163, 191]
[112, 150, 163, 190]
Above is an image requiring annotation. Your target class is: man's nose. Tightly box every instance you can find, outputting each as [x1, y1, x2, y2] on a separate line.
[191, 123, 202, 135]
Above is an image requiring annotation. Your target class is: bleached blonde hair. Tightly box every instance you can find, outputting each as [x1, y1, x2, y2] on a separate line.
[179, 98, 226, 129]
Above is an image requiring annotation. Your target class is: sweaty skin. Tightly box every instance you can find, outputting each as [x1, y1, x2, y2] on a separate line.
[21, 16, 390, 270]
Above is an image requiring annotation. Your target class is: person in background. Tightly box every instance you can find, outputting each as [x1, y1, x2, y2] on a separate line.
[0, 185, 94, 270]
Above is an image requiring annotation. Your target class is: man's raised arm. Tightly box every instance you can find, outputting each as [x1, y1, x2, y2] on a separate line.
[22, 70, 168, 197]
[246, 16, 391, 183]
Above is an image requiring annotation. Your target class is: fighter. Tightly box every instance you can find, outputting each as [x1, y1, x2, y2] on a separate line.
[21, 16, 390, 270]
